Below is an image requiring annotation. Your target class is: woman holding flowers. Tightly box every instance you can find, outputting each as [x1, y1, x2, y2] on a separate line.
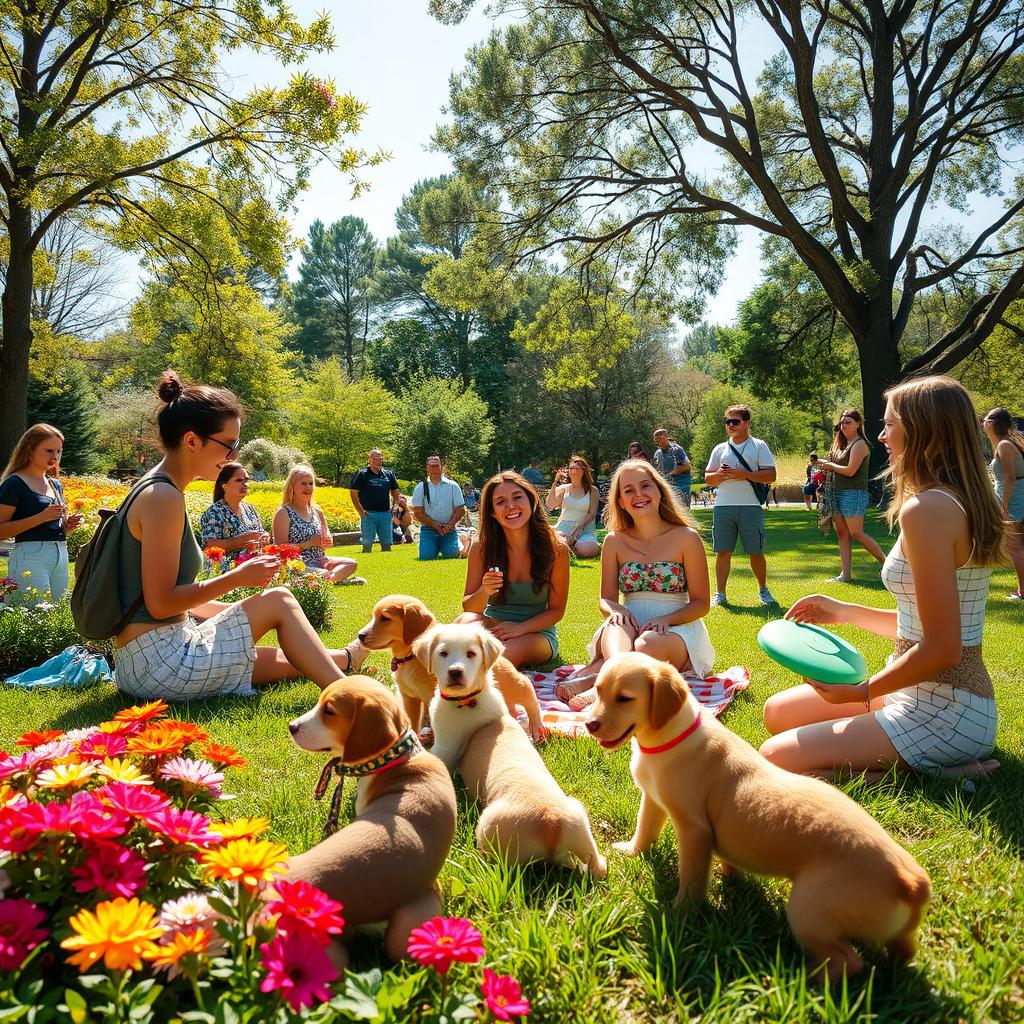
[199, 463, 269, 565]
[0, 423, 84, 604]
[272, 465, 364, 584]
[113, 370, 366, 701]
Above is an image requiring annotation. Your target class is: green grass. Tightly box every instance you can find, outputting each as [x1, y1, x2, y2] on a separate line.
[2, 509, 1022, 1022]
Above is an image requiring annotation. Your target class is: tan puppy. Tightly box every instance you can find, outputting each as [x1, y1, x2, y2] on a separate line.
[586, 653, 930, 980]
[287, 676, 457, 965]
[358, 594, 544, 740]
[415, 623, 606, 877]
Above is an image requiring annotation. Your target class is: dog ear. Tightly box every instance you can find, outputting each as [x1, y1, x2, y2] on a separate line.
[648, 662, 686, 731]
[411, 627, 442, 678]
[477, 629, 505, 671]
[402, 601, 435, 645]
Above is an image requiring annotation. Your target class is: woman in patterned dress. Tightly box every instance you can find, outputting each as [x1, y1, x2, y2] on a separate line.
[199, 463, 269, 563]
[761, 376, 1006, 780]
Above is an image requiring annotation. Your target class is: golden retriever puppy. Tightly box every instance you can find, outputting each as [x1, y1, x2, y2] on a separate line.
[415, 623, 606, 877]
[287, 676, 457, 966]
[357, 594, 544, 740]
[586, 653, 930, 980]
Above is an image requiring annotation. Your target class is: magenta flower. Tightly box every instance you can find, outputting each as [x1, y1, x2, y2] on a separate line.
[0, 898, 48, 970]
[481, 969, 532, 1020]
[0, 749, 47, 782]
[66, 792, 130, 841]
[267, 880, 345, 944]
[71, 841, 147, 898]
[145, 807, 214, 846]
[77, 733, 128, 761]
[406, 917, 485, 975]
[259, 931, 338, 1011]
[159, 756, 224, 798]
[96, 782, 171, 819]
[0, 800, 75, 853]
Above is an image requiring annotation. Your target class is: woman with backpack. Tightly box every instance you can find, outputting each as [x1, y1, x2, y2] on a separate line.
[108, 371, 365, 701]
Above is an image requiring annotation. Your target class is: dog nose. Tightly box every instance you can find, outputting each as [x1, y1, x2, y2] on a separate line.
[585, 719, 600, 734]
[288, 720, 299, 735]
[357, 631, 368, 642]
[448, 666, 464, 680]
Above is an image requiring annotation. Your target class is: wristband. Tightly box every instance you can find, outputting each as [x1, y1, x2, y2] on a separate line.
[862, 678, 873, 705]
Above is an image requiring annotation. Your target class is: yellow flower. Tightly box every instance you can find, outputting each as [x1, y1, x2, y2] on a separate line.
[96, 758, 153, 786]
[36, 762, 96, 790]
[21, 570, 32, 577]
[61, 898, 164, 972]
[286, 559, 306, 573]
[208, 817, 271, 842]
[0, 784, 24, 808]
[201, 838, 288, 891]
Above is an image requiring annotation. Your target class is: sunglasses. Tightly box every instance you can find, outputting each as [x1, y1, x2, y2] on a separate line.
[203, 435, 241, 458]
[723, 418, 743, 426]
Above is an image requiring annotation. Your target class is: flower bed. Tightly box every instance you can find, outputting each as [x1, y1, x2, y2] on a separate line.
[186, 481, 361, 534]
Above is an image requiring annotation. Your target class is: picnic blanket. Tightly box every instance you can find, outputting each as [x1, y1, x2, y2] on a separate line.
[523, 664, 751, 738]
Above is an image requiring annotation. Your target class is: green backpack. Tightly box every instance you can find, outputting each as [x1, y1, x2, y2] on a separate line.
[70, 474, 172, 641]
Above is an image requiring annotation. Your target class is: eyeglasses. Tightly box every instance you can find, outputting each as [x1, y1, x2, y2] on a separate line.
[723, 418, 742, 426]
[203, 435, 241, 458]
[839, 418, 856, 425]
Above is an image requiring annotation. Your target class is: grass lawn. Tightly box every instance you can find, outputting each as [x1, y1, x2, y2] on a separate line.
[1, 508, 1021, 1022]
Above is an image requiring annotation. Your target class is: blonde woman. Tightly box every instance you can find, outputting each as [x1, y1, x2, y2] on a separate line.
[544, 454, 601, 557]
[0, 424, 83, 603]
[982, 407, 1024, 599]
[556, 459, 713, 709]
[816, 409, 887, 582]
[762, 376, 1005, 780]
[272, 465, 364, 584]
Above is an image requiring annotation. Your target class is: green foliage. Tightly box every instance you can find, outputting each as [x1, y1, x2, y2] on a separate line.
[392, 374, 495, 481]
[237, 438, 310, 479]
[93, 388, 163, 471]
[291, 359, 397, 484]
[26, 363, 100, 474]
[0, 596, 113, 677]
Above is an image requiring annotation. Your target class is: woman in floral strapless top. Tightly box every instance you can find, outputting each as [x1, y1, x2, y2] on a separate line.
[555, 460, 714, 709]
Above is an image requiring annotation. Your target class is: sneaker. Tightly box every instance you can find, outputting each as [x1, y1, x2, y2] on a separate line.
[758, 587, 777, 606]
[1008, 592, 1023, 601]
[827, 575, 854, 584]
[340, 575, 367, 586]
[711, 592, 729, 607]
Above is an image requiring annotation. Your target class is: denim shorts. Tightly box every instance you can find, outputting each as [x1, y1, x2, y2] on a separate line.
[835, 488, 870, 518]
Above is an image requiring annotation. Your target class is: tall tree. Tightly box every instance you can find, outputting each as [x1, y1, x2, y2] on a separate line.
[290, 217, 379, 374]
[433, 0, 1024, 467]
[0, 0, 375, 460]
[26, 362, 100, 474]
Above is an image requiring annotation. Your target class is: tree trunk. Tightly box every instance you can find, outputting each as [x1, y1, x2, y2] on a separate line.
[856, 323, 902, 504]
[0, 202, 35, 462]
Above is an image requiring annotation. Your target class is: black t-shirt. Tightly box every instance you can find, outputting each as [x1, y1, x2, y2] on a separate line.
[0, 474, 66, 542]
[350, 466, 399, 512]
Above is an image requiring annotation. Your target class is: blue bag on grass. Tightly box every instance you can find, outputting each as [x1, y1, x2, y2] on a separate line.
[3, 646, 112, 689]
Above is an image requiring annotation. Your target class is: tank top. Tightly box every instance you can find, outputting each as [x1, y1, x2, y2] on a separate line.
[990, 443, 1024, 500]
[284, 504, 326, 568]
[832, 440, 871, 491]
[119, 475, 203, 625]
[880, 489, 991, 646]
[618, 561, 688, 595]
[557, 487, 592, 524]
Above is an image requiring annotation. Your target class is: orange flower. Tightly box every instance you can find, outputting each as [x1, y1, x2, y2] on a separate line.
[147, 927, 211, 972]
[201, 838, 288, 891]
[61, 898, 164, 972]
[16, 730, 63, 747]
[162, 721, 209, 745]
[114, 700, 169, 724]
[200, 742, 246, 768]
[127, 724, 189, 759]
[208, 817, 270, 842]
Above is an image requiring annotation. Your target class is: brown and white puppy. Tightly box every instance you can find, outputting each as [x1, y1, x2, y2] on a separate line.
[416, 623, 606, 877]
[586, 653, 930, 980]
[358, 595, 544, 740]
[287, 676, 457, 966]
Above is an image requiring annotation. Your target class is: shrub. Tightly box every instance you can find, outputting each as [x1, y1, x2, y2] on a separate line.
[239, 438, 310, 479]
[0, 594, 114, 678]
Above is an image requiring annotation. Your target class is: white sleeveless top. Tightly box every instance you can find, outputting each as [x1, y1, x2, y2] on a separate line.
[557, 487, 592, 523]
[880, 490, 991, 647]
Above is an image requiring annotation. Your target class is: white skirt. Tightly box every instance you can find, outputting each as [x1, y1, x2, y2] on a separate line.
[587, 591, 716, 678]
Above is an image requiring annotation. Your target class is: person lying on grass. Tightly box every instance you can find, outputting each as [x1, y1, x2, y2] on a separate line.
[761, 375, 1005, 781]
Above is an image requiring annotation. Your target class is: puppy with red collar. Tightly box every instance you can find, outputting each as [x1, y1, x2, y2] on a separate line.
[287, 675, 457, 966]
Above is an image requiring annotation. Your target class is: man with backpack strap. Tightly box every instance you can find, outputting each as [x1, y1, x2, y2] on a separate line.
[704, 404, 778, 608]
[411, 454, 465, 560]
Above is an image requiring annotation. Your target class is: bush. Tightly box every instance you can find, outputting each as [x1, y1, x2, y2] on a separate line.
[0, 595, 114, 678]
[239, 438, 310, 479]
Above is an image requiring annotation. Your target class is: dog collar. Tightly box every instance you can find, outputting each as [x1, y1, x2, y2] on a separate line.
[391, 652, 416, 673]
[637, 712, 703, 755]
[313, 728, 422, 835]
[439, 688, 483, 708]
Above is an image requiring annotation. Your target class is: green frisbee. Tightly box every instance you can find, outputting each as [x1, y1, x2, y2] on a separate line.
[757, 619, 868, 686]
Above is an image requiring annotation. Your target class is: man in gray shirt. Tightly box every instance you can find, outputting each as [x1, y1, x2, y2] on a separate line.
[652, 429, 692, 508]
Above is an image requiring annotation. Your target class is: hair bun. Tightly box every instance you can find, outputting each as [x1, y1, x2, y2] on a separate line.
[157, 369, 184, 403]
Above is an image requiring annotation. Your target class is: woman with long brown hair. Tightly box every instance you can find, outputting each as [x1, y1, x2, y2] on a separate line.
[982, 407, 1024, 599]
[544, 454, 601, 557]
[762, 376, 1005, 780]
[458, 471, 569, 667]
[816, 409, 886, 582]
[0, 424, 84, 603]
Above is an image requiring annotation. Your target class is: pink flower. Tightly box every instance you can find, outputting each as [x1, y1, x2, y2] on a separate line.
[159, 756, 224, 798]
[67, 792, 130, 841]
[145, 807, 214, 846]
[267, 880, 344, 944]
[406, 916, 484, 975]
[71, 841, 147, 898]
[481, 969, 532, 1020]
[0, 898, 48, 970]
[77, 733, 128, 761]
[96, 782, 171, 819]
[0, 749, 49, 782]
[0, 800, 75, 853]
[259, 931, 338, 1011]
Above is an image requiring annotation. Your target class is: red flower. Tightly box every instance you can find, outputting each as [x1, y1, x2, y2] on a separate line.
[406, 916, 484, 975]
[66, 792, 130, 841]
[204, 545, 227, 562]
[0, 898, 48, 971]
[96, 782, 171, 820]
[481, 969, 532, 1020]
[16, 730, 63, 748]
[199, 742, 246, 768]
[265, 543, 301, 561]
[259, 931, 338, 1011]
[267, 880, 344, 944]
[0, 800, 75, 853]
[77, 733, 128, 761]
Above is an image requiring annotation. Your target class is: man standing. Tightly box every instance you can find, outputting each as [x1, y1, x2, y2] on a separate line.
[411, 455, 465, 559]
[350, 449, 400, 553]
[704, 405, 777, 607]
[652, 428, 693, 508]
[521, 458, 546, 489]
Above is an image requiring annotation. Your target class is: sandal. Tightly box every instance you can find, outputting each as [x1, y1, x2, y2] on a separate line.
[342, 640, 369, 673]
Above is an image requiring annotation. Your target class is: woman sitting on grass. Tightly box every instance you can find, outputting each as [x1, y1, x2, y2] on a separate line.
[114, 371, 366, 702]
[556, 459, 713, 709]
[761, 375, 1005, 781]
[273, 465, 364, 585]
[458, 471, 569, 668]
[544, 454, 601, 558]
[199, 462, 269, 565]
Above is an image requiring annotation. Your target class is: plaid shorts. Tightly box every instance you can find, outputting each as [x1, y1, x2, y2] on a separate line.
[115, 603, 257, 702]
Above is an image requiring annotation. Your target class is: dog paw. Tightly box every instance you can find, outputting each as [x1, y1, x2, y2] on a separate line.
[590, 855, 608, 879]
[612, 841, 639, 857]
[531, 725, 549, 744]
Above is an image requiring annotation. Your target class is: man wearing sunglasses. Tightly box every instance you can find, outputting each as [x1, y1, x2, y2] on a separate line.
[704, 405, 777, 607]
